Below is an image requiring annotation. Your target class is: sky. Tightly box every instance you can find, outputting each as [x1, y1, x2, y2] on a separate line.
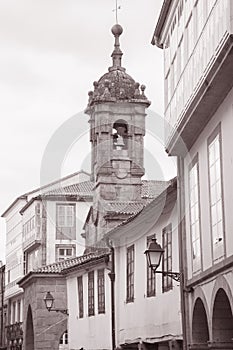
[0, 0, 177, 262]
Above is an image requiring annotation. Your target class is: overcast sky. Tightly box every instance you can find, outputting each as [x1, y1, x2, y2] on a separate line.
[0, 0, 177, 262]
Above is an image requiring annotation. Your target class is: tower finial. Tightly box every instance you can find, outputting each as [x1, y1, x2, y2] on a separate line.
[110, 23, 123, 70]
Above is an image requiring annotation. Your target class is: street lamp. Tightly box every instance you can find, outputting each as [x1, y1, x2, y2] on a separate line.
[44, 291, 69, 315]
[144, 238, 180, 282]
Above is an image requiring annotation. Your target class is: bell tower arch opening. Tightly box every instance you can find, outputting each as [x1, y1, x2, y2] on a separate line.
[113, 119, 128, 150]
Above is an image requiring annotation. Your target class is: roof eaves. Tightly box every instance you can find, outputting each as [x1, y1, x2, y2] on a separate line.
[17, 271, 62, 287]
[2, 170, 91, 218]
[19, 196, 41, 215]
[1, 195, 27, 217]
[151, 0, 172, 47]
[61, 252, 110, 275]
[25, 169, 91, 196]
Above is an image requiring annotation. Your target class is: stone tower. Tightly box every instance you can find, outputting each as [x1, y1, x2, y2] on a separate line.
[84, 24, 150, 249]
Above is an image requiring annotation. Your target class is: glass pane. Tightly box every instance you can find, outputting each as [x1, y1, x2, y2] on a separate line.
[59, 249, 64, 255]
[211, 205, 217, 225]
[215, 160, 221, 180]
[217, 200, 222, 222]
[209, 165, 216, 185]
[216, 180, 221, 201]
[209, 144, 215, 165]
[66, 249, 72, 256]
[212, 224, 218, 242]
[217, 222, 223, 241]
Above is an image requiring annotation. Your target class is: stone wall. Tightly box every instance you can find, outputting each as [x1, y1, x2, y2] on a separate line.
[22, 275, 67, 350]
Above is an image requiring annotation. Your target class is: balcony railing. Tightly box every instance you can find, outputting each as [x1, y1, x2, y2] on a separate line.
[6, 322, 23, 348]
[165, 0, 231, 146]
[22, 228, 41, 251]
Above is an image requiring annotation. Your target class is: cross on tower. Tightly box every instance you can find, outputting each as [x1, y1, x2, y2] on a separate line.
[112, 0, 121, 24]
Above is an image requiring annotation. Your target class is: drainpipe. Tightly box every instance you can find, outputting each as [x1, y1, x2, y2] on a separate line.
[177, 157, 189, 350]
[108, 245, 116, 350]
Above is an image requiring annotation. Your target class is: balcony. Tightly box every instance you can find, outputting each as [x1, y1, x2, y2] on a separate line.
[165, 0, 233, 155]
[22, 228, 41, 252]
[6, 322, 23, 348]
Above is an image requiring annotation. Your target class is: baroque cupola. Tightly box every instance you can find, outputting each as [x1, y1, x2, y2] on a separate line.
[86, 24, 150, 108]
[84, 24, 151, 249]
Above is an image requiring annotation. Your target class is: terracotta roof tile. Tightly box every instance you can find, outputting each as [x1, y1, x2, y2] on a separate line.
[45, 180, 168, 201]
[34, 251, 109, 274]
[45, 181, 93, 197]
[141, 180, 170, 199]
[103, 201, 144, 215]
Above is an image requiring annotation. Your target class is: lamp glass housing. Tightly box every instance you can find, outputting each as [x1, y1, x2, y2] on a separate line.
[144, 238, 164, 271]
[44, 291, 54, 311]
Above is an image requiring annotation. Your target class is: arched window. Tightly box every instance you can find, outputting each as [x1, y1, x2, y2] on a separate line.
[59, 330, 68, 345]
[112, 120, 128, 150]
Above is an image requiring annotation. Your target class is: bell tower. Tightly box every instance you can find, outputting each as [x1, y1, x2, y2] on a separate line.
[84, 24, 150, 248]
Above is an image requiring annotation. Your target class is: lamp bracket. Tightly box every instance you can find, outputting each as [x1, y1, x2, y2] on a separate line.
[154, 270, 181, 282]
[49, 308, 69, 316]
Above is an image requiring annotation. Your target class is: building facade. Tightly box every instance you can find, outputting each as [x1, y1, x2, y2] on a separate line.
[0, 263, 6, 350]
[1, 171, 92, 350]
[153, 0, 233, 349]
[106, 180, 182, 350]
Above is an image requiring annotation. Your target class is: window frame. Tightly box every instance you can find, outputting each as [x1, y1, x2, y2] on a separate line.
[188, 153, 203, 274]
[88, 271, 95, 316]
[97, 269, 105, 314]
[77, 276, 84, 318]
[56, 203, 76, 240]
[207, 123, 226, 263]
[162, 224, 173, 293]
[146, 236, 156, 297]
[126, 245, 135, 303]
[55, 244, 76, 262]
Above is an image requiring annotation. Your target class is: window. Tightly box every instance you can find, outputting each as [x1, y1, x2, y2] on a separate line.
[23, 216, 35, 240]
[173, 55, 178, 91]
[97, 269, 105, 314]
[17, 300, 21, 322]
[146, 236, 156, 297]
[56, 245, 75, 262]
[162, 224, 172, 292]
[24, 248, 40, 273]
[166, 70, 171, 105]
[59, 330, 68, 345]
[208, 125, 225, 262]
[23, 248, 41, 274]
[126, 245, 134, 302]
[189, 155, 202, 273]
[12, 302, 16, 324]
[77, 276, 83, 318]
[7, 270, 10, 283]
[178, 0, 184, 22]
[56, 204, 76, 239]
[88, 271, 95, 316]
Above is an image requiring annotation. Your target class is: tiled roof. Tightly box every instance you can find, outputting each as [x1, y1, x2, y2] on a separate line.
[34, 251, 109, 274]
[105, 178, 177, 238]
[141, 180, 170, 199]
[103, 201, 145, 215]
[44, 179, 168, 200]
[45, 181, 93, 197]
